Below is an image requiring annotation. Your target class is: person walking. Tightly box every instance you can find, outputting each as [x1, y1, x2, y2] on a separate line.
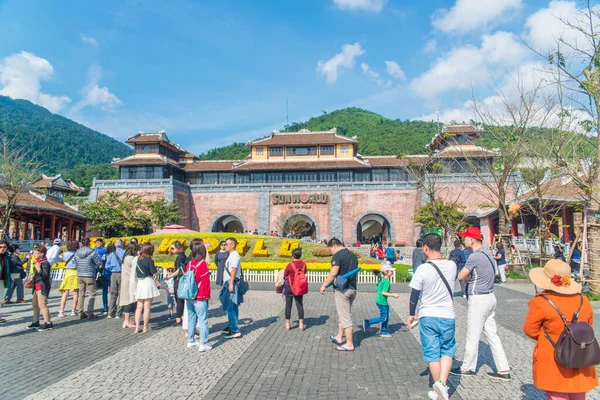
[133, 243, 160, 333]
[494, 242, 507, 285]
[4, 244, 27, 304]
[448, 240, 467, 298]
[119, 244, 138, 329]
[363, 261, 399, 338]
[451, 226, 511, 381]
[76, 238, 103, 320]
[220, 237, 243, 339]
[283, 248, 308, 332]
[412, 239, 427, 273]
[185, 239, 212, 352]
[106, 239, 126, 319]
[320, 238, 358, 352]
[385, 242, 396, 264]
[523, 259, 598, 400]
[28, 245, 53, 331]
[407, 233, 457, 400]
[57, 240, 80, 317]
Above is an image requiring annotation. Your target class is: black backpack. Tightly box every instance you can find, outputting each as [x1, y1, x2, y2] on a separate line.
[541, 294, 600, 368]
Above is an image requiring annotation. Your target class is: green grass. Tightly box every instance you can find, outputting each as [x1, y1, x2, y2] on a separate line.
[507, 271, 529, 279]
[395, 264, 412, 282]
[583, 292, 600, 302]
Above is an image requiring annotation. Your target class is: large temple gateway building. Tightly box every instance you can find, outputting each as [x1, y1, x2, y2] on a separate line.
[89, 126, 508, 245]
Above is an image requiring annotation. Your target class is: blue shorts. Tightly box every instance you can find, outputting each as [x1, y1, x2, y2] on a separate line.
[166, 293, 175, 309]
[419, 317, 456, 362]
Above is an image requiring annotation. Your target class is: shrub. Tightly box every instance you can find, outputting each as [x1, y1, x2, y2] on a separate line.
[304, 257, 323, 263]
[358, 258, 379, 265]
[395, 264, 412, 282]
[312, 248, 333, 257]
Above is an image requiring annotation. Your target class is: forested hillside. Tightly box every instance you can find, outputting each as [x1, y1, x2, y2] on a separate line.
[197, 108, 441, 160]
[0, 96, 132, 173]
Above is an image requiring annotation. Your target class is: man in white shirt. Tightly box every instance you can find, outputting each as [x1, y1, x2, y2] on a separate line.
[46, 239, 62, 266]
[222, 237, 242, 339]
[408, 233, 457, 400]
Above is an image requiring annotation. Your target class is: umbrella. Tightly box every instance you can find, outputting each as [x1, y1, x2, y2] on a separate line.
[151, 224, 198, 235]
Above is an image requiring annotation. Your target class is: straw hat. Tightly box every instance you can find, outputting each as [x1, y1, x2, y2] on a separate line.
[529, 259, 582, 294]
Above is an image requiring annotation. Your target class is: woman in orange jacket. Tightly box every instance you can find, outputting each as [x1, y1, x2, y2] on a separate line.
[523, 259, 598, 400]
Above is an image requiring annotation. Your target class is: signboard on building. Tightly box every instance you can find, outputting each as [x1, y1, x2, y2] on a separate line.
[272, 193, 329, 205]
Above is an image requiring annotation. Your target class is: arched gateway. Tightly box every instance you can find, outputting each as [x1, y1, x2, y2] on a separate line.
[211, 213, 246, 233]
[281, 212, 319, 240]
[355, 212, 394, 244]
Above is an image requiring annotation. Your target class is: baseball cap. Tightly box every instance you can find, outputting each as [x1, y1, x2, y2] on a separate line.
[458, 226, 483, 241]
[380, 261, 395, 272]
[53, 239, 62, 245]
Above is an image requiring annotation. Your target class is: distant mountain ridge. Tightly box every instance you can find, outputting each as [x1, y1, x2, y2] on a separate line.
[0, 96, 132, 173]
[197, 108, 441, 160]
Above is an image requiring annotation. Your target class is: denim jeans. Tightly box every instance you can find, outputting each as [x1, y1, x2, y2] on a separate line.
[366, 304, 390, 334]
[4, 278, 24, 301]
[187, 300, 209, 343]
[101, 271, 111, 311]
[227, 302, 239, 333]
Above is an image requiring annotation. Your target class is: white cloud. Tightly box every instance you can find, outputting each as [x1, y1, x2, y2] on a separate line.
[432, 0, 522, 34]
[423, 39, 437, 53]
[333, 0, 386, 12]
[316, 42, 365, 84]
[74, 65, 122, 110]
[410, 31, 527, 98]
[361, 63, 391, 87]
[0, 51, 71, 113]
[385, 61, 406, 80]
[81, 34, 99, 47]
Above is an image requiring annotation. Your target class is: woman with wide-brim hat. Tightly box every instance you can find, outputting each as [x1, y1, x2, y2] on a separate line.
[523, 259, 598, 400]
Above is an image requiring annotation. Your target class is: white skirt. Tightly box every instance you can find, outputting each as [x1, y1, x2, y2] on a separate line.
[136, 277, 160, 300]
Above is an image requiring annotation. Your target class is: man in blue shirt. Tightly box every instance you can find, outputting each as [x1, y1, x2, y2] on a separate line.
[385, 242, 396, 264]
[94, 239, 109, 314]
[105, 239, 126, 318]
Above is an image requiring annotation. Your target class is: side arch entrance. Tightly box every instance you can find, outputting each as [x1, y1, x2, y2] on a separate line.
[281, 212, 319, 240]
[211, 213, 246, 233]
[354, 212, 394, 244]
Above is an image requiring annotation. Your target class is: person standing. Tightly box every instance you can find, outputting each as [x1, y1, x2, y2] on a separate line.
[46, 239, 62, 267]
[133, 243, 160, 333]
[214, 241, 228, 287]
[57, 240, 80, 317]
[412, 239, 427, 273]
[569, 240, 581, 276]
[166, 241, 187, 324]
[220, 237, 243, 339]
[28, 245, 53, 331]
[4, 244, 26, 304]
[451, 226, 511, 381]
[76, 238, 103, 320]
[99, 242, 113, 314]
[119, 244, 138, 329]
[407, 233, 457, 400]
[448, 240, 467, 299]
[0, 240, 12, 322]
[523, 259, 598, 400]
[283, 248, 308, 332]
[320, 238, 358, 352]
[385, 242, 396, 265]
[106, 239, 126, 318]
[185, 239, 212, 352]
[494, 242, 507, 285]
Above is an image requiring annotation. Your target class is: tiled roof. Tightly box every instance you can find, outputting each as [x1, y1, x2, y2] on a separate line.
[126, 131, 188, 154]
[0, 191, 84, 219]
[249, 129, 358, 146]
[519, 175, 585, 202]
[364, 155, 428, 167]
[434, 145, 498, 158]
[427, 124, 482, 152]
[232, 158, 370, 171]
[183, 161, 237, 171]
[111, 155, 182, 168]
[30, 175, 81, 193]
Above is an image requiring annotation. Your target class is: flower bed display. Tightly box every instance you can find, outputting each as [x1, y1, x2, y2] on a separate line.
[278, 239, 300, 257]
[252, 239, 268, 257]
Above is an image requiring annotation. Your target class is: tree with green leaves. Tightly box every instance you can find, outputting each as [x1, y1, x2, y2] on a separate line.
[79, 192, 150, 237]
[414, 200, 468, 247]
[145, 197, 180, 231]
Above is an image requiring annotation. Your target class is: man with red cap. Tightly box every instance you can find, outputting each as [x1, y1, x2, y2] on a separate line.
[450, 226, 511, 382]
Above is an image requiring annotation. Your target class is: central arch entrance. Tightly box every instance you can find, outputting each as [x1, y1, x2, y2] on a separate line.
[281, 212, 319, 240]
[211, 213, 246, 233]
[355, 212, 393, 244]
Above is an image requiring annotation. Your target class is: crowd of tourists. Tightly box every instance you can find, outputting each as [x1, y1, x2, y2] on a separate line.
[0, 227, 598, 399]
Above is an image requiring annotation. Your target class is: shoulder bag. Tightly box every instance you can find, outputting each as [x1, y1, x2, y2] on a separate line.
[541, 294, 600, 368]
[427, 261, 453, 301]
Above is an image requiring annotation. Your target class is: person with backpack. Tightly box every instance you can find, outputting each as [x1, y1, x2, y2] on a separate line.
[106, 239, 126, 318]
[448, 240, 467, 298]
[385, 242, 395, 264]
[407, 233, 457, 400]
[57, 240, 80, 318]
[283, 248, 308, 332]
[28, 245, 53, 331]
[183, 239, 212, 352]
[76, 237, 103, 320]
[363, 261, 399, 338]
[523, 259, 598, 400]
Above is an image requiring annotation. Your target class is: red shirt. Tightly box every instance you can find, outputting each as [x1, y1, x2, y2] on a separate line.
[185, 259, 210, 301]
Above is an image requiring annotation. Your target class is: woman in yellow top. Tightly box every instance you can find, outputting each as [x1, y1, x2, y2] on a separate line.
[58, 241, 80, 317]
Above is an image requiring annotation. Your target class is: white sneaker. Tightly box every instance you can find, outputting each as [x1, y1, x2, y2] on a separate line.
[433, 381, 449, 400]
[57, 312, 65, 318]
[198, 344, 213, 352]
[186, 341, 199, 348]
[428, 391, 438, 400]
[70, 311, 77, 317]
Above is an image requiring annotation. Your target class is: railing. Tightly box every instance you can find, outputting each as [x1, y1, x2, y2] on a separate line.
[513, 238, 557, 255]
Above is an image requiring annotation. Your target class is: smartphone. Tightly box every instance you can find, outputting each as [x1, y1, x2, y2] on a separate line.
[409, 320, 419, 329]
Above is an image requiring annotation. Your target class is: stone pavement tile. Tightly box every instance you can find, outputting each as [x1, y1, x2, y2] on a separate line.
[204, 291, 461, 400]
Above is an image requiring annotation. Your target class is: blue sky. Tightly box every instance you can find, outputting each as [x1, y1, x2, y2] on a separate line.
[0, 0, 585, 153]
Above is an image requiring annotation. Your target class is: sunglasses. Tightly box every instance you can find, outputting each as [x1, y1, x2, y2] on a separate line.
[0, 246, 7, 249]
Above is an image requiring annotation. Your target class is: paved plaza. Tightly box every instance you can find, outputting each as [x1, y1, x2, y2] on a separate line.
[0, 284, 599, 400]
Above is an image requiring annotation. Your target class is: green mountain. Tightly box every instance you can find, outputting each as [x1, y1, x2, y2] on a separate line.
[197, 107, 441, 160]
[0, 96, 132, 173]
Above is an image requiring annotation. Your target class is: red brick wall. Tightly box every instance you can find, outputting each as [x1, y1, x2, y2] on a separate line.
[191, 192, 259, 232]
[341, 190, 421, 245]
